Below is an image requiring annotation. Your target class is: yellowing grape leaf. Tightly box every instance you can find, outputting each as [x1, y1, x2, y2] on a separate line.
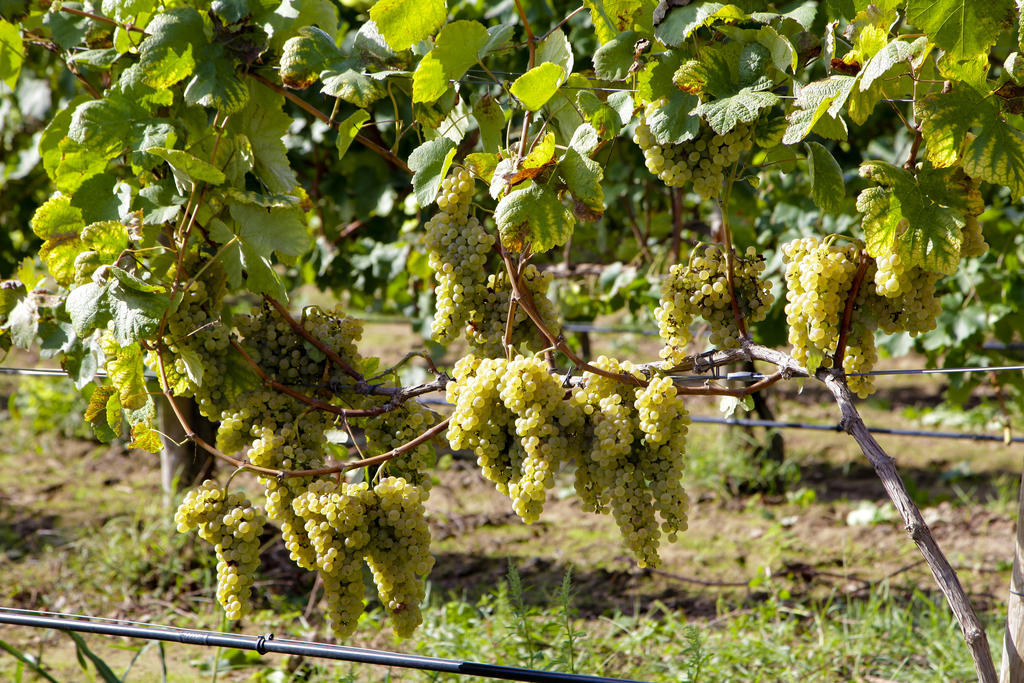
[369, 0, 447, 52]
[963, 120, 1024, 199]
[494, 183, 575, 253]
[858, 161, 963, 273]
[511, 63, 565, 111]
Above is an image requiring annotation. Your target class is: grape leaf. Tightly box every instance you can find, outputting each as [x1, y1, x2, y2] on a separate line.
[81, 221, 129, 260]
[576, 90, 621, 139]
[781, 75, 855, 144]
[916, 86, 991, 167]
[183, 45, 250, 114]
[128, 422, 163, 453]
[85, 384, 119, 442]
[858, 161, 963, 273]
[280, 26, 339, 88]
[594, 30, 637, 80]
[655, 2, 748, 47]
[804, 142, 844, 214]
[647, 90, 699, 145]
[963, 120, 1024, 200]
[858, 38, 924, 93]
[320, 62, 387, 107]
[537, 28, 573, 84]
[585, 0, 656, 45]
[673, 41, 743, 98]
[0, 19, 23, 90]
[906, 0, 1012, 62]
[146, 147, 227, 187]
[693, 88, 778, 134]
[473, 94, 505, 152]
[523, 132, 557, 169]
[229, 82, 298, 193]
[511, 63, 565, 111]
[413, 20, 489, 103]
[559, 148, 605, 216]
[479, 23, 514, 58]
[336, 109, 370, 159]
[138, 7, 205, 89]
[369, 0, 446, 52]
[105, 343, 150, 412]
[494, 183, 575, 253]
[408, 137, 457, 206]
[31, 194, 84, 239]
[66, 282, 110, 337]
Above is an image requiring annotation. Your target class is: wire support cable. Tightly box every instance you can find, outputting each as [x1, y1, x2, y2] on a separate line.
[0, 608, 646, 683]
[689, 415, 1024, 443]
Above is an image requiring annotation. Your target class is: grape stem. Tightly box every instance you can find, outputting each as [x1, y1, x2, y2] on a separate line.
[833, 250, 869, 369]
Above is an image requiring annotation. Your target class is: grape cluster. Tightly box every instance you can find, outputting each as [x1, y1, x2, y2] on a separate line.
[361, 399, 439, 489]
[570, 358, 690, 567]
[424, 167, 496, 343]
[781, 237, 860, 372]
[634, 103, 753, 198]
[175, 481, 266, 620]
[145, 261, 232, 418]
[464, 265, 562, 358]
[873, 250, 909, 298]
[655, 245, 774, 367]
[447, 355, 583, 522]
[782, 237, 944, 397]
[292, 477, 433, 638]
[960, 216, 988, 258]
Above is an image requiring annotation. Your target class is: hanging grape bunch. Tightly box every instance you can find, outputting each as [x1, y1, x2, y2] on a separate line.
[634, 100, 753, 198]
[656, 245, 775, 367]
[424, 167, 495, 344]
[175, 482, 266, 620]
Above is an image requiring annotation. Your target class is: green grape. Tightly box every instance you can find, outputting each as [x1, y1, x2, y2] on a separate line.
[960, 216, 988, 258]
[465, 264, 561, 357]
[293, 480, 373, 638]
[633, 102, 752, 199]
[873, 250, 909, 298]
[843, 321, 878, 399]
[175, 480, 266, 620]
[656, 244, 774, 366]
[361, 399, 439, 490]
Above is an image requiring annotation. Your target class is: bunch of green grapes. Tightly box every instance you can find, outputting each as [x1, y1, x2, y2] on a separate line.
[872, 250, 909, 298]
[175, 481, 266, 620]
[842, 320, 878, 398]
[292, 477, 433, 638]
[146, 259, 231, 418]
[571, 357, 690, 567]
[960, 216, 988, 258]
[655, 245, 774, 366]
[867, 266, 942, 337]
[424, 167, 495, 343]
[363, 476, 434, 637]
[465, 264, 561, 357]
[781, 237, 861, 370]
[292, 480, 373, 638]
[633, 103, 753, 198]
[446, 354, 583, 522]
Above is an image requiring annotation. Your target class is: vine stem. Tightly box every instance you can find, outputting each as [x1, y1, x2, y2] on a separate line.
[248, 73, 412, 175]
[513, 0, 536, 163]
[714, 183, 748, 341]
[819, 368, 997, 683]
[833, 250, 869, 368]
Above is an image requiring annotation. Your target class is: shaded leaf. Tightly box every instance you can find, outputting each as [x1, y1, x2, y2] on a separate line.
[336, 109, 370, 159]
[594, 30, 638, 80]
[804, 141, 844, 214]
[138, 7, 205, 89]
[408, 137, 458, 206]
[655, 2, 748, 47]
[963, 120, 1024, 199]
[906, 0, 1012, 62]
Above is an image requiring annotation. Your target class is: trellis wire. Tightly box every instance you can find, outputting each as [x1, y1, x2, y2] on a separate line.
[0, 608, 644, 683]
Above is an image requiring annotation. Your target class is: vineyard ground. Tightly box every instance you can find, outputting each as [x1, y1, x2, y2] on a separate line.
[0, 323, 1018, 681]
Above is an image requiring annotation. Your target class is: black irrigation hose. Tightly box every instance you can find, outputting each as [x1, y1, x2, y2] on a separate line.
[0, 609, 647, 683]
[689, 416, 1024, 443]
